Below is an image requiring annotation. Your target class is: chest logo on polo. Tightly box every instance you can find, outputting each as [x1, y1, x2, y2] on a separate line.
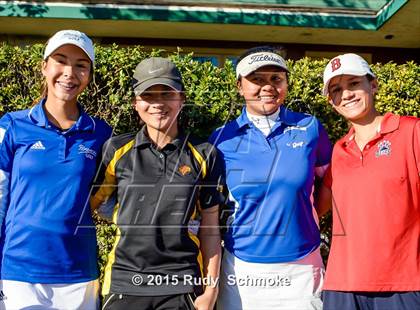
[30, 141, 46, 150]
[284, 125, 307, 133]
[78, 144, 97, 160]
[375, 140, 391, 157]
[286, 141, 305, 148]
[179, 164, 192, 176]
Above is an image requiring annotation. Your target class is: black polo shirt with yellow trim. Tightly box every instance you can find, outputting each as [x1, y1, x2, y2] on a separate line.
[93, 127, 223, 296]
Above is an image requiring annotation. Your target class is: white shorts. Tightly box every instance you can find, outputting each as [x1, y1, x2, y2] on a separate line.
[0, 279, 99, 310]
[217, 248, 324, 310]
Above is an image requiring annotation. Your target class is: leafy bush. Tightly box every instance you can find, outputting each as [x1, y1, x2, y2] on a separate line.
[1, 43, 419, 275]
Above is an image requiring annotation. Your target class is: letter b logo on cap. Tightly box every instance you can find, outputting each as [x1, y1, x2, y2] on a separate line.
[331, 58, 341, 72]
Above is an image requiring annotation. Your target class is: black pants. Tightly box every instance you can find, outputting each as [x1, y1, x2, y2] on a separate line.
[102, 293, 196, 310]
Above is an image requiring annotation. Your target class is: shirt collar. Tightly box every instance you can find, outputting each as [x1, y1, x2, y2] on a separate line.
[134, 125, 186, 151]
[28, 99, 49, 127]
[235, 105, 298, 131]
[340, 112, 400, 147]
[28, 98, 96, 132]
[340, 127, 356, 147]
[134, 126, 152, 148]
[379, 112, 400, 134]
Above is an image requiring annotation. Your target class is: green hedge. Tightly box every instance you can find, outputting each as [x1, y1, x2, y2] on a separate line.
[1, 43, 419, 276]
[1, 44, 418, 140]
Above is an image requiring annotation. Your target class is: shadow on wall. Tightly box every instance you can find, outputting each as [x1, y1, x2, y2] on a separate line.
[2, 2, 49, 17]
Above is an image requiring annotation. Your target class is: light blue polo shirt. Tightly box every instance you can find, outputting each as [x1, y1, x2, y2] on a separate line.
[210, 106, 332, 263]
[0, 99, 112, 283]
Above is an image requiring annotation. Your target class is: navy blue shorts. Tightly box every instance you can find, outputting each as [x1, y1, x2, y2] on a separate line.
[323, 290, 420, 310]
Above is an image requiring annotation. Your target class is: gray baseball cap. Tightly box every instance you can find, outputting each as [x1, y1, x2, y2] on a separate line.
[132, 57, 183, 96]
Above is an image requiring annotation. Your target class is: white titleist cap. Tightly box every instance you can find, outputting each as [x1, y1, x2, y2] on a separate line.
[43, 30, 94, 64]
[323, 53, 375, 96]
[236, 52, 288, 79]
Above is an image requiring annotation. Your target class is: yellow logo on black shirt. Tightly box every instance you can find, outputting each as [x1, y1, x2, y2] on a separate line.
[179, 165, 192, 176]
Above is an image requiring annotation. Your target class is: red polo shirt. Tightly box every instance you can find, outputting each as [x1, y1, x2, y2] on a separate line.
[324, 112, 420, 292]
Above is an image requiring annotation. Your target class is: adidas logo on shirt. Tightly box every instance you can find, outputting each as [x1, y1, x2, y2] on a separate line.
[30, 141, 46, 150]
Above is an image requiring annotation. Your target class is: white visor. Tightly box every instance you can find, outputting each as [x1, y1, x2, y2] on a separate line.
[236, 52, 288, 79]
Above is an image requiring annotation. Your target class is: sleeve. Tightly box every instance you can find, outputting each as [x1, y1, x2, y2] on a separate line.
[208, 130, 218, 145]
[91, 138, 118, 220]
[315, 119, 333, 177]
[322, 165, 333, 189]
[208, 127, 223, 146]
[0, 114, 15, 230]
[199, 144, 225, 210]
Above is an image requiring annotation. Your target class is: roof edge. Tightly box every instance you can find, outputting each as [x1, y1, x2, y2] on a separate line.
[0, 1, 407, 30]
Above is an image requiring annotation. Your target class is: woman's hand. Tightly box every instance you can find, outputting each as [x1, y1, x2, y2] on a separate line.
[194, 287, 218, 310]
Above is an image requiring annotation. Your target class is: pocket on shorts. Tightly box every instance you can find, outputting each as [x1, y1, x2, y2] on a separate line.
[312, 266, 325, 296]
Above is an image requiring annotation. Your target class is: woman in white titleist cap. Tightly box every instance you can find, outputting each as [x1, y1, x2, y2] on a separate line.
[209, 46, 332, 309]
[0, 30, 112, 309]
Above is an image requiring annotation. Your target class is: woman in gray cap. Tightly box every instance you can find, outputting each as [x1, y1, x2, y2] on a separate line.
[209, 46, 332, 310]
[91, 57, 223, 310]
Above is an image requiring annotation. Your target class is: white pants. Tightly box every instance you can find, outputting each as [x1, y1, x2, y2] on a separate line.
[217, 248, 324, 310]
[0, 279, 99, 310]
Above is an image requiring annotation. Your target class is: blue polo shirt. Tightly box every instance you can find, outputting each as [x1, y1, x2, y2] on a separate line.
[0, 99, 112, 283]
[210, 107, 332, 263]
